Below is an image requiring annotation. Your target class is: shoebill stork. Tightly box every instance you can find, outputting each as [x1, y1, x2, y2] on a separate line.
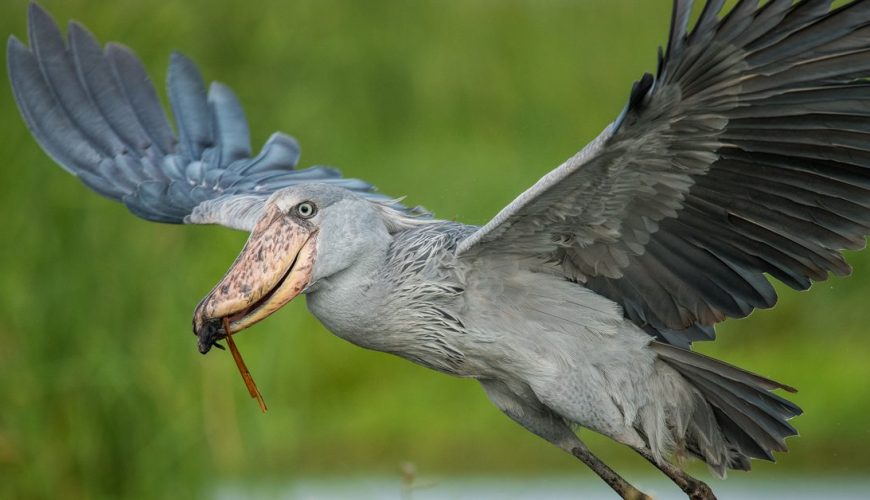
[10, 0, 870, 498]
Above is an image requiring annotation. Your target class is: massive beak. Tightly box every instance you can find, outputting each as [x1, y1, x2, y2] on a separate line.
[193, 205, 317, 354]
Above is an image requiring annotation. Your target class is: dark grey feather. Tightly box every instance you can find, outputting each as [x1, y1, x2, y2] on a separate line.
[676, 364, 801, 423]
[654, 342, 801, 464]
[687, 377, 781, 457]
[459, 0, 870, 346]
[664, 0, 692, 65]
[714, 0, 758, 46]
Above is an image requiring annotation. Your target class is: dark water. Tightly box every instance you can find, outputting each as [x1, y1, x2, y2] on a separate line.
[216, 476, 870, 499]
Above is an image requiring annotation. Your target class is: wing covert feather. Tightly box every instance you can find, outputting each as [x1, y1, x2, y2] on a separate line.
[458, 0, 870, 346]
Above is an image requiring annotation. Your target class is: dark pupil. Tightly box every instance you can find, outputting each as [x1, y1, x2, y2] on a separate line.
[300, 204, 310, 215]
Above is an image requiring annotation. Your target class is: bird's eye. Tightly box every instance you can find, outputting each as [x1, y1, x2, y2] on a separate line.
[295, 201, 317, 219]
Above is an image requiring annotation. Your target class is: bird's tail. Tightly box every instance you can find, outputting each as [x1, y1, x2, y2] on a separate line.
[651, 342, 802, 478]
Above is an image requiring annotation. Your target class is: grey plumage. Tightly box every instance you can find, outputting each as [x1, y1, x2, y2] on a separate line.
[457, 0, 870, 348]
[7, 3, 406, 231]
[13, 1, 870, 498]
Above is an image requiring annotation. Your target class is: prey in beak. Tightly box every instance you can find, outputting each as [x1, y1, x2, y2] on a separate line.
[193, 204, 318, 353]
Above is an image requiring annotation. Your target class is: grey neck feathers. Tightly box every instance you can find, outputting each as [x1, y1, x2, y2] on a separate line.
[304, 200, 394, 347]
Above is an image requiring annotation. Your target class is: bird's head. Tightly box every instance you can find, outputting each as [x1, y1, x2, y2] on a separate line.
[192, 184, 398, 353]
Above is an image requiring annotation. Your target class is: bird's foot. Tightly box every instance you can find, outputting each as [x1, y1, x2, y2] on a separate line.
[623, 487, 653, 500]
[682, 477, 716, 500]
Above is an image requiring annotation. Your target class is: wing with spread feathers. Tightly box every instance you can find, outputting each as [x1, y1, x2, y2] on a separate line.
[458, 0, 870, 347]
[8, 3, 404, 232]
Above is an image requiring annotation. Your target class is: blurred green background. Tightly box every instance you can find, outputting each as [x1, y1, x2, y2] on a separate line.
[2, 0, 870, 498]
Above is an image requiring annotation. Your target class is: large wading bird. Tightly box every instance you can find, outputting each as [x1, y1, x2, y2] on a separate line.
[10, 1, 870, 498]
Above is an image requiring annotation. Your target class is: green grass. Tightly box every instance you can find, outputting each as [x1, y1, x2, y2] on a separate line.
[2, 0, 870, 498]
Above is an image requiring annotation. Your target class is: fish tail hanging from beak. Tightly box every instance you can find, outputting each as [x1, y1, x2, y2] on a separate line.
[192, 205, 318, 353]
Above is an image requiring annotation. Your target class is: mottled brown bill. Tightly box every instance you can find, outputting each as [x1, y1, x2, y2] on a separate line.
[193, 204, 318, 354]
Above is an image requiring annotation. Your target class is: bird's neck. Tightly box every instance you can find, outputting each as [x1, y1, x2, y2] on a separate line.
[304, 233, 392, 348]
[306, 223, 473, 374]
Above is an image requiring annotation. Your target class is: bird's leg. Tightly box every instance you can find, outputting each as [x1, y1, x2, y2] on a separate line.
[570, 441, 652, 500]
[479, 379, 651, 500]
[632, 447, 716, 500]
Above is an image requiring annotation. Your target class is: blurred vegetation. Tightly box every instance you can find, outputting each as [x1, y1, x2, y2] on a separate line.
[2, 0, 870, 498]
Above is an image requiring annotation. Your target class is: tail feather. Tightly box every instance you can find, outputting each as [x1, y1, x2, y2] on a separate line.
[652, 341, 798, 393]
[710, 409, 763, 467]
[652, 342, 802, 475]
[677, 363, 799, 437]
[686, 371, 786, 456]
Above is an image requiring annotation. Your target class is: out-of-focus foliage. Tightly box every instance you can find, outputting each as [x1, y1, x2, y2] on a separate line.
[1, 0, 869, 498]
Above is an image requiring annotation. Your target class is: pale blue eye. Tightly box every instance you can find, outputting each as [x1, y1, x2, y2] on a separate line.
[296, 201, 317, 219]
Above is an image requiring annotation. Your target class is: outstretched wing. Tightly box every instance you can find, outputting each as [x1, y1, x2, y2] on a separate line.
[8, 3, 401, 232]
[457, 0, 870, 347]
